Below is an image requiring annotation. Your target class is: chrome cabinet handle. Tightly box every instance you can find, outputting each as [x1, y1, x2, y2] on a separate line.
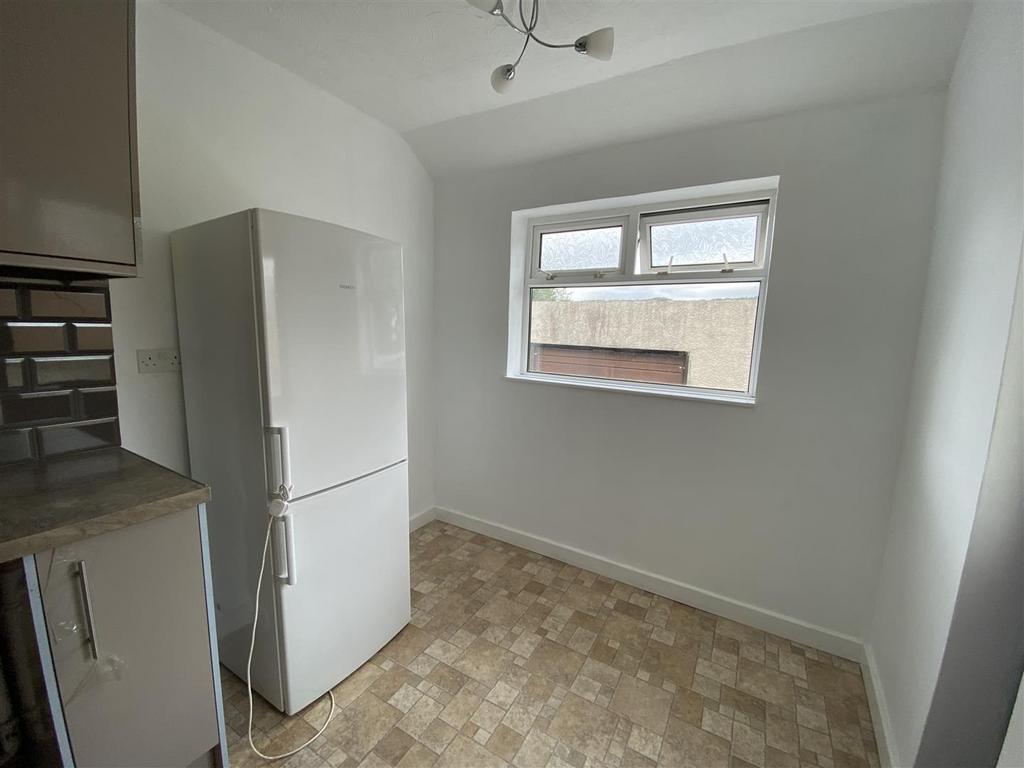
[76, 560, 99, 660]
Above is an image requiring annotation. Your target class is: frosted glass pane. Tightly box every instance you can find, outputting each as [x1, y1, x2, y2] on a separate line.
[650, 216, 757, 267]
[529, 282, 759, 392]
[540, 226, 621, 272]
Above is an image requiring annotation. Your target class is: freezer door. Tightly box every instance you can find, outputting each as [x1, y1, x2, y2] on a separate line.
[255, 209, 407, 499]
[274, 461, 410, 714]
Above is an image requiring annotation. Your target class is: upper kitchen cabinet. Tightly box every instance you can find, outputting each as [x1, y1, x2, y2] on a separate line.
[0, 0, 140, 276]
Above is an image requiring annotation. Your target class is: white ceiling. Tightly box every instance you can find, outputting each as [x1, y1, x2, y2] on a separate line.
[167, 0, 944, 133]
[407, 2, 971, 176]
[165, 0, 970, 176]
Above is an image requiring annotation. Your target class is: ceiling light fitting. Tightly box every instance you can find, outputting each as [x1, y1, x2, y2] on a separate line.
[466, 0, 614, 94]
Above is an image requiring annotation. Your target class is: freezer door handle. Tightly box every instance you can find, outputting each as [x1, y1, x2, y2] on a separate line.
[266, 425, 293, 500]
[271, 517, 288, 581]
[271, 513, 298, 586]
[283, 514, 297, 586]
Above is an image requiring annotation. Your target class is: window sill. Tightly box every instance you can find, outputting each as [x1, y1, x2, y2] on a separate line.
[504, 372, 756, 406]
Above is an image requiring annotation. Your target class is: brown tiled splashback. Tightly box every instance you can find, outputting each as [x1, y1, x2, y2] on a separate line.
[0, 279, 119, 466]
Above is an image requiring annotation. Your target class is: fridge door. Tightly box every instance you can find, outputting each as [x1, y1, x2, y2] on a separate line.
[254, 209, 407, 500]
[273, 461, 410, 714]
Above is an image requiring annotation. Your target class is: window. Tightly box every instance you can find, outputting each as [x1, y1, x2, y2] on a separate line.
[537, 219, 625, 274]
[507, 179, 777, 403]
[643, 203, 766, 270]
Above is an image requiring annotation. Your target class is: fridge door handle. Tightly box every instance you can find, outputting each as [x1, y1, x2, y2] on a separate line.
[271, 513, 297, 586]
[283, 513, 297, 586]
[271, 516, 289, 581]
[266, 425, 293, 500]
[269, 498, 297, 586]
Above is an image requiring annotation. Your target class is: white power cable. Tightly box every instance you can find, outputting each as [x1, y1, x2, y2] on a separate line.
[246, 515, 337, 760]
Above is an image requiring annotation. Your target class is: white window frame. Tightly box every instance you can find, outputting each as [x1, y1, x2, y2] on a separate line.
[507, 177, 779, 405]
[531, 214, 630, 279]
[638, 201, 771, 274]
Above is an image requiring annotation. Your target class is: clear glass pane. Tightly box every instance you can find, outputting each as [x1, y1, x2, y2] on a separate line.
[529, 282, 759, 392]
[539, 226, 622, 272]
[649, 215, 758, 267]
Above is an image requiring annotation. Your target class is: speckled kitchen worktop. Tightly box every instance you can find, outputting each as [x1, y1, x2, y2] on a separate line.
[0, 447, 210, 562]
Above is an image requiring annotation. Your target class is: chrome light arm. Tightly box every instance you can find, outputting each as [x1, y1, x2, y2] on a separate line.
[472, 0, 614, 91]
[497, 2, 575, 49]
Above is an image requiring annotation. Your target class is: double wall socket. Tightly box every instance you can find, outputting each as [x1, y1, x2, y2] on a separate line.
[137, 348, 181, 373]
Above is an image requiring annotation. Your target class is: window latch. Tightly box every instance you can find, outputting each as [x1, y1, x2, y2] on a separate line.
[593, 271, 605, 279]
[720, 252, 733, 273]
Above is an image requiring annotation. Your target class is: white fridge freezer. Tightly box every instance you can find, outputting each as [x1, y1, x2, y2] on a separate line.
[171, 209, 411, 715]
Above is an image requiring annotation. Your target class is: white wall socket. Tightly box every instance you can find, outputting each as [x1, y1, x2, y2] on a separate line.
[137, 348, 181, 374]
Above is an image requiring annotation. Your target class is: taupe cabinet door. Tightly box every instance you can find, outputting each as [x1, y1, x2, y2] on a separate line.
[0, 0, 139, 273]
[35, 508, 218, 767]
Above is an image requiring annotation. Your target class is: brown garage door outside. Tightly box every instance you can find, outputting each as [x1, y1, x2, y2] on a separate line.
[529, 343, 689, 386]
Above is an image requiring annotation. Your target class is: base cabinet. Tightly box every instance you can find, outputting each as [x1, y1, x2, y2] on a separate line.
[34, 507, 221, 767]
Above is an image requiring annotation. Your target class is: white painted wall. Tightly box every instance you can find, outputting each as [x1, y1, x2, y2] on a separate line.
[433, 91, 945, 641]
[111, 1, 436, 515]
[918, 253, 1022, 766]
[866, 2, 1024, 765]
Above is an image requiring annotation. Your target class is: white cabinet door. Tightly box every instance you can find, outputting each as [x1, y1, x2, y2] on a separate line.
[254, 209, 408, 499]
[36, 508, 218, 768]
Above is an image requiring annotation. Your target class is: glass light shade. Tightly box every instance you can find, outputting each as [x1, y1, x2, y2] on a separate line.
[490, 64, 515, 93]
[576, 27, 614, 61]
[466, 0, 502, 14]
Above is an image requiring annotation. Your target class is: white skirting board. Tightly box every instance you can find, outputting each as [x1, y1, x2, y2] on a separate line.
[409, 506, 438, 531]
[411, 504, 894, 768]
[861, 643, 899, 768]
